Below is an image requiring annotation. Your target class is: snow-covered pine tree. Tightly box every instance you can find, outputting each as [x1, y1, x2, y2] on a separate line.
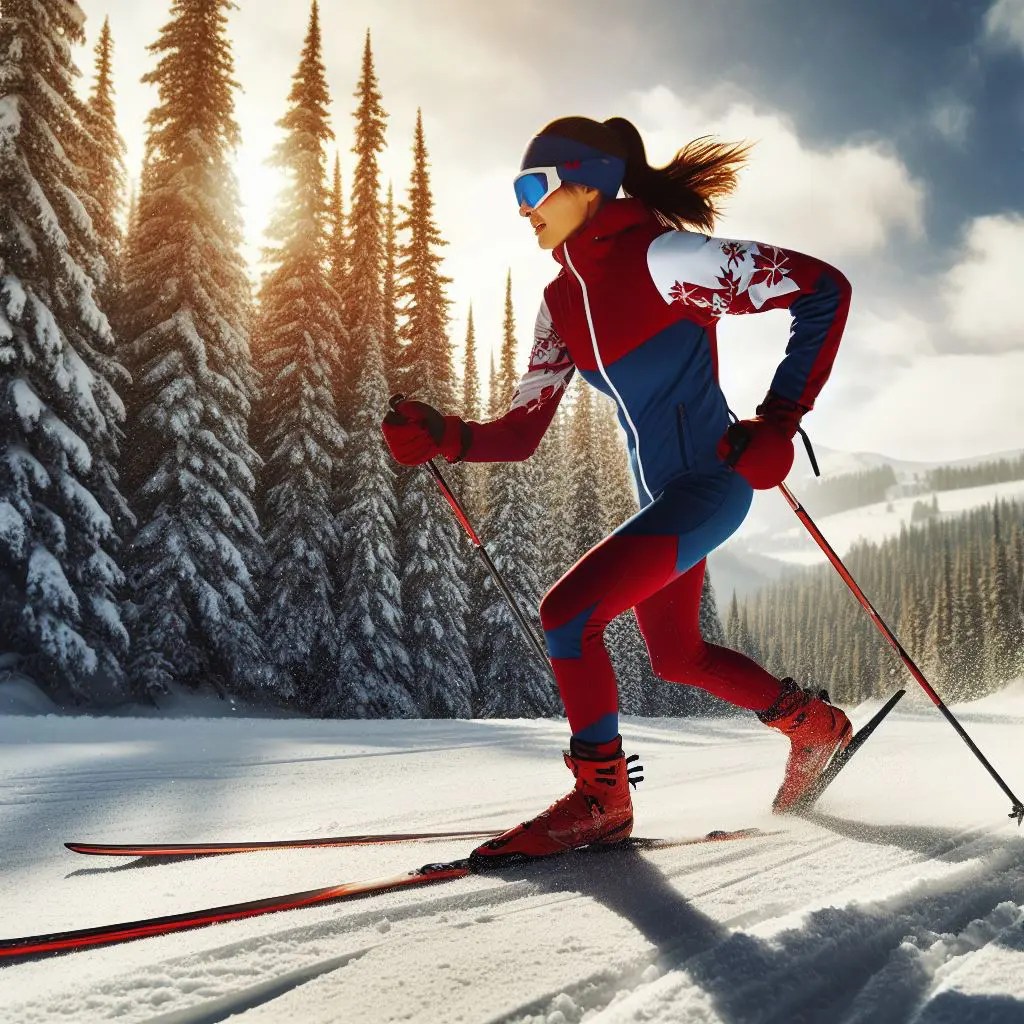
[1011, 518, 1024, 681]
[81, 16, 126, 314]
[326, 152, 348, 335]
[339, 30, 386, 432]
[65, 9, 133, 558]
[984, 502, 1018, 690]
[462, 306, 481, 420]
[923, 540, 955, 697]
[333, 325, 415, 717]
[700, 565, 726, 645]
[333, 31, 415, 717]
[381, 181, 401, 396]
[476, 274, 555, 718]
[459, 304, 486, 521]
[790, 584, 816, 686]
[394, 109, 473, 717]
[493, 275, 517, 402]
[0, 0, 132, 704]
[533, 401, 574, 590]
[566, 380, 604, 558]
[457, 303, 490, 708]
[951, 545, 985, 699]
[124, 180, 138, 255]
[897, 578, 926, 674]
[119, 0, 268, 701]
[254, 1, 347, 706]
[486, 349, 498, 418]
[741, 601, 761, 664]
[726, 591, 742, 651]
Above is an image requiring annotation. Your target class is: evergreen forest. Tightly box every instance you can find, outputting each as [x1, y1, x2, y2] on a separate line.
[1, 0, 1021, 719]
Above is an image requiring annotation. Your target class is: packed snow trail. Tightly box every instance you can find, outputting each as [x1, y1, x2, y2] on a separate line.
[1, 685, 1023, 1023]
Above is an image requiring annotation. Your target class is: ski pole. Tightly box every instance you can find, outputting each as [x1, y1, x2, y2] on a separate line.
[385, 395, 555, 679]
[779, 481, 1024, 825]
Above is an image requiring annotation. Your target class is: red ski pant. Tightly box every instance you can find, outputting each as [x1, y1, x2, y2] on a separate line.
[540, 470, 784, 741]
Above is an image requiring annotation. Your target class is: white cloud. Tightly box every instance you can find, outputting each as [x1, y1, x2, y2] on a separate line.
[718, 303, 1020, 463]
[841, 307, 937, 369]
[716, 306, 936, 422]
[816, 349, 1024, 462]
[984, 0, 1024, 54]
[622, 85, 926, 260]
[943, 215, 1024, 352]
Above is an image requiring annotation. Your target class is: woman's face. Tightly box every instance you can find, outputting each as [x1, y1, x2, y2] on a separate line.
[519, 185, 601, 250]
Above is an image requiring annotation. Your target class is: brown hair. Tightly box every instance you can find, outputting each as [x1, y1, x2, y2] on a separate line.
[537, 115, 752, 234]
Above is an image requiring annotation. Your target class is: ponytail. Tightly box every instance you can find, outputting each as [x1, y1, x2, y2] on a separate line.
[602, 117, 752, 233]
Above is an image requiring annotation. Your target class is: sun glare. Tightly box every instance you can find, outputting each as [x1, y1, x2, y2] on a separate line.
[233, 144, 288, 281]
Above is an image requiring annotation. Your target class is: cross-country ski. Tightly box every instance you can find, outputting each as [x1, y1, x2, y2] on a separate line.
[64, 829, 501, 859]
[1, 831, 772, 964]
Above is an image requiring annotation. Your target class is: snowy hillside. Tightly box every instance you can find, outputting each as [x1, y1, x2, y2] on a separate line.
[745, 477, 1024, 568]
[785, 445, 1024, 482]
[2, 686, 1023, 1023]
[708, 442, 1024, 596]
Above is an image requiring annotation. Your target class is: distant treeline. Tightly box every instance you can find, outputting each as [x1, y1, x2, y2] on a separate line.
[924, 454, 1024, 493]
[726, 498, 1024, 706]
[802, 453, 1024, 520]
[804, 465, 897, 516]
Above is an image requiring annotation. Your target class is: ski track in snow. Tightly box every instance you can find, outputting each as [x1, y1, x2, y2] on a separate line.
[1, 689, 1023, 1023]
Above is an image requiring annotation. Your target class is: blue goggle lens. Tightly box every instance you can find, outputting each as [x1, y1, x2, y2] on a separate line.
[514, 171, 556, 209]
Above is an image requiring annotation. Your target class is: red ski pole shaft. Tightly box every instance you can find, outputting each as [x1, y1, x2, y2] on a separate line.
[779, 481, 1023, 824]
[386, 395, 554, 679]
[425, 460, 554, 678]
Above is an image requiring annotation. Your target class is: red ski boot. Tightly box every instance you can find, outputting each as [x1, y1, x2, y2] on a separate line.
[758, 678, 852, 813]
[470, 737, 642, 868]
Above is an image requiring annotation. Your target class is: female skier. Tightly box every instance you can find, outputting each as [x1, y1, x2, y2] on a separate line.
[381, 116, 854, 865]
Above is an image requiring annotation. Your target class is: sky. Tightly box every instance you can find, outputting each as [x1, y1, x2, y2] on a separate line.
[72, 0, 1024, 463]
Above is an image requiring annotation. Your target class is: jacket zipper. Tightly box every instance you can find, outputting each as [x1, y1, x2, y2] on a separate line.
[561, 242, 655, 503]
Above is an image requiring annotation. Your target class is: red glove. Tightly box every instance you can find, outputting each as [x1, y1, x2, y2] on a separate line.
[716, 392, 806, 489]
[381, 398, 469, 466]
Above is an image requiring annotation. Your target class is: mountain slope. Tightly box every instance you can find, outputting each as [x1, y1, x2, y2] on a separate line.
[719, 443, 1024, 585]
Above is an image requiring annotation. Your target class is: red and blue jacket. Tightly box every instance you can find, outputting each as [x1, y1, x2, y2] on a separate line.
[460, 197, 851, 505]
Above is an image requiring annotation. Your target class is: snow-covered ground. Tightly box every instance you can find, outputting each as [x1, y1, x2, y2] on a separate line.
[2, 684, 1024, 1023]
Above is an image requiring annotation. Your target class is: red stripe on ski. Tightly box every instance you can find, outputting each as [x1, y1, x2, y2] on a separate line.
[65, 830, 500, 858]
[0, 863, 472, 962]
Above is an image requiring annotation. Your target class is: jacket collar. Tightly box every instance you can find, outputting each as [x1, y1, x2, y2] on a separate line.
[553, 197, 654, 268]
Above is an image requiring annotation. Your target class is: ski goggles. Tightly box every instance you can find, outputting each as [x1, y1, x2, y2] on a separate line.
[513, 166, 563, 210]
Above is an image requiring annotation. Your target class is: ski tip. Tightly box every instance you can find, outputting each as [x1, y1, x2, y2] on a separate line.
[1011, 803, 1024, 827]
[65, 843, 120, 856]
[875, 688, 906, 712]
